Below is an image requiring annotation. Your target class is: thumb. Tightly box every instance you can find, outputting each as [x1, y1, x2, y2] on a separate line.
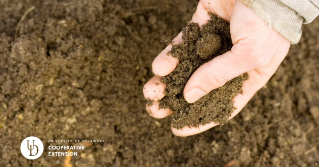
[183, 45, 270, 103]
[183, 0, 278, 103]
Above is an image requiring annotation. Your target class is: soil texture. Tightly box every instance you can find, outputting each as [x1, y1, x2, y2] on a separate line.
[0, 0, 319, 166]
[159, 14, 248, 129]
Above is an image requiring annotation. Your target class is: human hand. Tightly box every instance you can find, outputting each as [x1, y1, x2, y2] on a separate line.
[143, 0, 290, 137]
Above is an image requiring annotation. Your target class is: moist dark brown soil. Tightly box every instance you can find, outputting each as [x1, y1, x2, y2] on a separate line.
[159, 14, 248, 129]
[1, 0, 319, 167]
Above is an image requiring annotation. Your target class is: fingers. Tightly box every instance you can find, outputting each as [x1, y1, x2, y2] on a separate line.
[192, 1, 211, 25]
[152, 33, 182, 76]
[143, 76, 174, 119]
[146, 101, 174, 119]
[147, 1, 213, 118]
[143, 76, 166, 101]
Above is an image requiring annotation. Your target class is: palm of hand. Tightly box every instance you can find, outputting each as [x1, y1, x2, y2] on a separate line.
[143, 0, 290, 136]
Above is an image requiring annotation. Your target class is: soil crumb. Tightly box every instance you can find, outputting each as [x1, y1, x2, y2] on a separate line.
[159, 13, 248, 129]
[146, 98, 154, 106]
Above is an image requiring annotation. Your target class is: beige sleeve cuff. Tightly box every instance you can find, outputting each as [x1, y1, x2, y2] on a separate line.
[240, 0, 319, 44]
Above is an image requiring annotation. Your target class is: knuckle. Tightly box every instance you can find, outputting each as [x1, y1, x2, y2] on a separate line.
[243, 49, 270, 68]
[206, 63, 228, 87]
[251, 55, 268, 67]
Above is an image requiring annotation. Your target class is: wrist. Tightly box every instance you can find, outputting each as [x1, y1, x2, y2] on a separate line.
[239, 0, 319, 44]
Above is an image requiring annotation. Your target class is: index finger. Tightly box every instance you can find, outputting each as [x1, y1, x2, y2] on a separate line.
[152, 1, 212, 76]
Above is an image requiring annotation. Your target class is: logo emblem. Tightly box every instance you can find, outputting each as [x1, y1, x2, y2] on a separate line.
[20, 136, 44, 159]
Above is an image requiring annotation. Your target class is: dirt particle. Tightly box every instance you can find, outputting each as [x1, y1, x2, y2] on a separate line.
[146, 98, 154, 106]
[17, 114, 23, 120]
[310, 107, 319, 125]
[48, 78, 55, 86]
[154, 121, 161, 127]
[223, 160, 239, 167]
[167, 149, 174, 157]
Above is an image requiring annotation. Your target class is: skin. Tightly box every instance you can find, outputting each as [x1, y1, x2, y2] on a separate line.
[143, 0, 290, 137]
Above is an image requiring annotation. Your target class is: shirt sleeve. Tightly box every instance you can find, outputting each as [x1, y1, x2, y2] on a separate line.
[239, 0, 319, 44]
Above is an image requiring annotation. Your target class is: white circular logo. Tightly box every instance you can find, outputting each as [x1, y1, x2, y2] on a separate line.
[20, 136, 44, 160]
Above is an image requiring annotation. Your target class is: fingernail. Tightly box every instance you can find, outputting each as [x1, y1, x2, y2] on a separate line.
[186, 88, 206, 103]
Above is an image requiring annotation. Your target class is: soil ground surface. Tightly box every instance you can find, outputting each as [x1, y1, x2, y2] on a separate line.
[0, 0, 319, 166]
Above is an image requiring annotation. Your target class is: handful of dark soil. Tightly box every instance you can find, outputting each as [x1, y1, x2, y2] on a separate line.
[159, 13, 248, 129]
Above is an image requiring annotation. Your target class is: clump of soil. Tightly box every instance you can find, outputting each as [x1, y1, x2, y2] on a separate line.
[159, 14, 248, 129]
[146, 98, 154, 106]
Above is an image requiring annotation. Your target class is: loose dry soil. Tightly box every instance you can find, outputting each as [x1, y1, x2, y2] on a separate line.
[0, 0, 319, 167]
[159, 14, 248, 129]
